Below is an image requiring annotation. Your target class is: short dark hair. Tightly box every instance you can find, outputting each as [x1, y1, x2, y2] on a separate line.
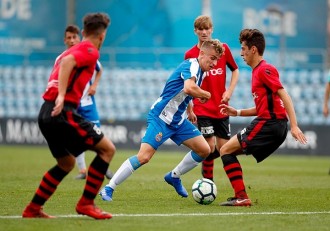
[64, 25, 80, 36]
[239, 29, 265, 56]
[83, 13, 111, 36]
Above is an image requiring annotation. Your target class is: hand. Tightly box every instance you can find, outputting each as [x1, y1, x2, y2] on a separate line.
[51, 95, 65, 117]
[187, 110, 197, 124]
[323, 105, 329, 117]
[221, 90, 231, 103]
[88, 85, 96, 96]
[291, 126, 308, 145]
[198, 91, 211, 103]
[219, 104, 237, 116]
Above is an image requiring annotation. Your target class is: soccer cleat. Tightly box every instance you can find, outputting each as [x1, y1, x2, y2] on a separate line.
[164, 172, 188, 197]
[75, 172, 87, 180]
[105, 170, 114, 179]
[219, 197, 252, 206]
[76, 204, 112, 219]
[99, 185, 114, 201]
[22, 206, 55, 218]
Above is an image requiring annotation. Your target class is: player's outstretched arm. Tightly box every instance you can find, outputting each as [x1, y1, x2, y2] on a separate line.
[183, 77, 211, 102]
[323, 82, 330, 117]
[88, 64, 103, 96]
[277, 88, 307, 144]
[186, 102, 197, 123]
[219, 104, 256, 117]
[222, 69, 239, 103]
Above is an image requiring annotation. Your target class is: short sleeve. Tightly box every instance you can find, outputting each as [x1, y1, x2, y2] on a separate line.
[259, 65, 283, 93]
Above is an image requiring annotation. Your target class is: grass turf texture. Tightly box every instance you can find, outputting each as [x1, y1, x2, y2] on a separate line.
[0, 145, 329, 231]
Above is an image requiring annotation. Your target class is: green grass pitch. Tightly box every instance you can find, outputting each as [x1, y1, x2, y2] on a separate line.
[0, 145, 329, 231]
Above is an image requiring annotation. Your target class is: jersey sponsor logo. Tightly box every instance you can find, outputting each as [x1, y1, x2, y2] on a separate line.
[265, 69, 271, 75]
[201, 126, 214, 135]
[155, 132, 163, 142]
[205, 68, 223, 76]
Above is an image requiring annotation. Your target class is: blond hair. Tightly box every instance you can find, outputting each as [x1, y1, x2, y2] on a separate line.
[201, 39, 224, 56]
[194, 15, 213, 30]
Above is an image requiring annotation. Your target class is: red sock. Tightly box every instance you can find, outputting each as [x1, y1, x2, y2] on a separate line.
[78, 155, 109, 205]
[201, 159, 214, 181]
[30, 165, 68, 207]
[221, 155, 248, 199]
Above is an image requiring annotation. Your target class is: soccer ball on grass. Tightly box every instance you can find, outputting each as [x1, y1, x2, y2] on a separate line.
[191, 178, 217, 205]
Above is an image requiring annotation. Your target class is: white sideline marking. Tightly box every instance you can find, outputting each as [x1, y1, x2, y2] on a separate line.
[1, 211, 330, 219]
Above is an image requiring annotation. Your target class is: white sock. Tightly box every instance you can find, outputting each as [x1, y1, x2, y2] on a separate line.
[108, 158, 136, 189]
[172, 151, 202, 178]
[76, 152, 86, 172]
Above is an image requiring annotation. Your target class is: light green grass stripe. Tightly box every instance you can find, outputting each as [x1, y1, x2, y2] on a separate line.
[2, 211, 330, 219]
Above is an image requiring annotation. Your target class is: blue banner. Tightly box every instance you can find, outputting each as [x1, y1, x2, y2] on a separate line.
[0, 0, 327, 68]
[0, 0, 66, 64]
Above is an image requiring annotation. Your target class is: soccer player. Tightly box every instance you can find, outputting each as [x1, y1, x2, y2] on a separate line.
[22, 13, 114, 219]
[60, 25, 113, 180]
[322, 70, 330, 174]
[218, 29, 307, 206]
[99, 39, 224, 201]
[323, 70, 330, 118]
[185, 15, 239, 181]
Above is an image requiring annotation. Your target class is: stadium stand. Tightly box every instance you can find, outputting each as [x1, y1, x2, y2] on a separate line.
[0, 66, 328, 124]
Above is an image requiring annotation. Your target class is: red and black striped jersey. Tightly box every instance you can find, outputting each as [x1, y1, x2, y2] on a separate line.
[185, 43, 238, 119]
[43, 40, 99, 107]
[252, 60, 287, 119]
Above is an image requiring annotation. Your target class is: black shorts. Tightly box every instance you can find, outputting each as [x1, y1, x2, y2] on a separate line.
[38, 101, 104, 158]
[237, 118, 288, 163]
[197, 116, 231, 140]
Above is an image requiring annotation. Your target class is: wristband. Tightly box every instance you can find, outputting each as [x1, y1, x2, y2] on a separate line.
[237, 109, 241, 116]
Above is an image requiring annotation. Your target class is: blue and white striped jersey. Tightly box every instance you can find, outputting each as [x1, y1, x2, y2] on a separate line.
[149, 58, 204, 128]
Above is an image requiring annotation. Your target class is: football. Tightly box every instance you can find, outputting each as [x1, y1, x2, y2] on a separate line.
[191, 178, 217, 205]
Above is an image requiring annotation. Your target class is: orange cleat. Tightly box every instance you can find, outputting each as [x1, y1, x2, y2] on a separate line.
[76, 204, 112, 220]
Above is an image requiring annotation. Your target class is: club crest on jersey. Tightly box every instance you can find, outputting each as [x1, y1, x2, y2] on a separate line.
[161, 111, 167, 117]
[155, 132, 163, 142]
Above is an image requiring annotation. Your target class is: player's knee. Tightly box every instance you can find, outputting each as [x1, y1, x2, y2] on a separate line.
[208, 143, 216, 153]
[97, 138, 116, 159]
[106, 143, 116, 157]
[57, 156, 75, 172]
[199, 146, 211, 158]
[137, 155, 151, 165]
[136, 152, 153, 165]
[219, 145, 229, 156]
